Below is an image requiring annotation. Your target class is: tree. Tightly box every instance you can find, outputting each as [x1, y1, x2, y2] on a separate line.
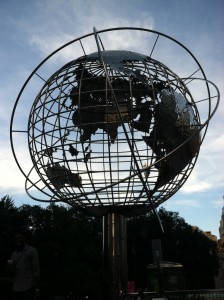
[0, 195, 27, 277]
[0, 196, 103, 299]
[126, 208, 219, 289]
[0, 195, 219, 297]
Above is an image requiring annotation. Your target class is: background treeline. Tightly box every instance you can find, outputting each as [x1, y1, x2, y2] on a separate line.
[0, 195, 219, 299]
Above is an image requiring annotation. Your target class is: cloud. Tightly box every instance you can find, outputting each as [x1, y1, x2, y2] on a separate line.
[0, 145, 26, 192]
[162, 195, 202, 212]
[212, 198, 224, 209]
[179, 159, 223, 195]
[202, 133, 224, 154]
[169, 198, 201, 208]
[177, 128, 224, 196]
[11, 0, 153, 64]
[180, 179, 212, 194]
[27, 18, 154, 66]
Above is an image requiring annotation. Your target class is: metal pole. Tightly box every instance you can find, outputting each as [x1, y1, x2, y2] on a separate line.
[103, 213, 128, 300]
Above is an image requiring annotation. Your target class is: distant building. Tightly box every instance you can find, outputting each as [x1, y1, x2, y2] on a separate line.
[215, 253, 224, 289]
[219, 198, 224, 245]
[215, 196, 224, 289]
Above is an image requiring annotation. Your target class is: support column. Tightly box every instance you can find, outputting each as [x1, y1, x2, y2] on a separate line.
[103, 213, 128, 300]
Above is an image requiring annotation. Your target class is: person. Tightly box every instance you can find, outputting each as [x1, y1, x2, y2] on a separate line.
[9, 232, 40, 300]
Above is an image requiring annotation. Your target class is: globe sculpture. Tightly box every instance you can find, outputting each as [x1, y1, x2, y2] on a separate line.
[10, 27, 219, 299]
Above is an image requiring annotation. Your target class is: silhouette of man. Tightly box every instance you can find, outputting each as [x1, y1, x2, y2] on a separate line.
[10, 233, 40, 300]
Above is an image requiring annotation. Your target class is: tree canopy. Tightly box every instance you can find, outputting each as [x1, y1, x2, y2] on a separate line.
[0, 195, 219, 299]
[127, 208, 219, 289]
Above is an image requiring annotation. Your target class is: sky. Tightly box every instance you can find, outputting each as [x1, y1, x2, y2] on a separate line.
[0, 0, 223, 238]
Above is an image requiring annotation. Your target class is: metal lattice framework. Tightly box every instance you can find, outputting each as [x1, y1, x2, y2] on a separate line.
[10, 27, 219, 216]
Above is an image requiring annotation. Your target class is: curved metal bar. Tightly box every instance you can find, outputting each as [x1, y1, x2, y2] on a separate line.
[10, 27, 219, 217]
[93, 27, 164, 231]
[23, 77, 219, 207]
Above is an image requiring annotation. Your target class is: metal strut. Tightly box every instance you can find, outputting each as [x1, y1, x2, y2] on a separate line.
[93, 27, 164, 233]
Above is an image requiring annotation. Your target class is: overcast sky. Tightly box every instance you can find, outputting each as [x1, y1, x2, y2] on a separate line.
[0, 0, 223, 237]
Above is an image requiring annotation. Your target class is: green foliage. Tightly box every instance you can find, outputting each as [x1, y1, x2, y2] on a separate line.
[0, 196, 103, 299]
[0, 195, 219, 297]
[0, 195, 27, 276]
[126, 207, 219, 289]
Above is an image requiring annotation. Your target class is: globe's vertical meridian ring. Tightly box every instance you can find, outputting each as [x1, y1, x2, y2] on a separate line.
[10, 28, 219, 216]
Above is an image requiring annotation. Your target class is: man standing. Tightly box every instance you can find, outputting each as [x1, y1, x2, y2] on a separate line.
[10, 233, 40, 300]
